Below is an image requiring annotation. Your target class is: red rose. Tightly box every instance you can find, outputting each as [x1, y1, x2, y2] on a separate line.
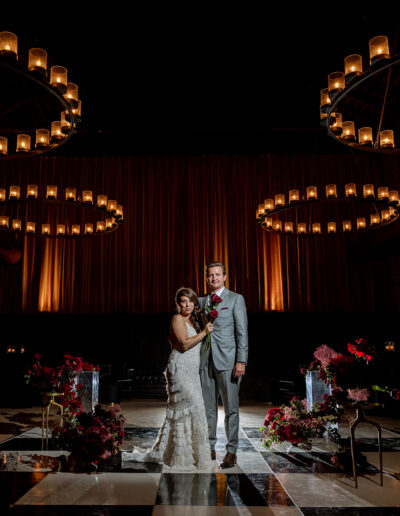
[264, 407, 284, 425]
[33, 353, 42, 361]
[211, 294, 222, 304]
[209, 310, 219, 320]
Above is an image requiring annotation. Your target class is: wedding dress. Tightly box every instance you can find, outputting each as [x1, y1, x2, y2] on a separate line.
[122, 321, 212, 471]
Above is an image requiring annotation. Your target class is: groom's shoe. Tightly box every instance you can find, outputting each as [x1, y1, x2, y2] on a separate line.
[220, 452, 236, 469]
[211, 450, 216, 460]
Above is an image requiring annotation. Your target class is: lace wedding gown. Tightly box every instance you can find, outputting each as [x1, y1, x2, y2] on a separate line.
[122, 321, 212, 471]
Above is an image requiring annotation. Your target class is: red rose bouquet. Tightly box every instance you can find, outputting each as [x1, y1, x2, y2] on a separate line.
[203, 293, 222, 352]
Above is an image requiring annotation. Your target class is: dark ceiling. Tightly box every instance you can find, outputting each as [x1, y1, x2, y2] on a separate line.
[3, 9, 400, 155]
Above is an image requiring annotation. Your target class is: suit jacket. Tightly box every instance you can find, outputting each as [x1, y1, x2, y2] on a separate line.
[199, 288, 248, 371]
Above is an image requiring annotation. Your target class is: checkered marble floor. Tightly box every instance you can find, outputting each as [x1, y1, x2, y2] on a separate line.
[1, 423, 400, 515]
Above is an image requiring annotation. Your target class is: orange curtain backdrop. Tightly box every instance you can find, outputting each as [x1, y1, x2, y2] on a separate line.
[0, 155, 283, 313]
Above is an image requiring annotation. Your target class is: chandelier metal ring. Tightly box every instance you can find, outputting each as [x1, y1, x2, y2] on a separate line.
[256, 184, 400, 235]
[0, 186, 123, 238]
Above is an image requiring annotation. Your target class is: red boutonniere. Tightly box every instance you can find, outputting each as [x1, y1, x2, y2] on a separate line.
[204, 294, 223, 352]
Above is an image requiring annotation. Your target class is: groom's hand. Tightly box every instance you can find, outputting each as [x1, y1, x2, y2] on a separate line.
[233, 362, 246, 378]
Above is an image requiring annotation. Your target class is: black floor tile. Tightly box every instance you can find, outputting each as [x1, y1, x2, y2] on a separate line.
[301, 508, 400, 515]
[0, 472, 47, 515]
[10, 506, 154, 515]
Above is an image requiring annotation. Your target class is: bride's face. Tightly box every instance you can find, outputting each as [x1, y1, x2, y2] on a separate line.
[179, 295, 194, 316]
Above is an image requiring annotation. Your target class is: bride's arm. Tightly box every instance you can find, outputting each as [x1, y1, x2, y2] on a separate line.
[171, 315, 211, 352]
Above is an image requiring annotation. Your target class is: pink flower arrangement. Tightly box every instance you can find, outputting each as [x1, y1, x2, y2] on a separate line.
[347, 388, 370, 402]
[313, 344, 339, 368]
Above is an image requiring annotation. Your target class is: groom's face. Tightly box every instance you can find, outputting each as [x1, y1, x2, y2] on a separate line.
[206, 266, 226, 292]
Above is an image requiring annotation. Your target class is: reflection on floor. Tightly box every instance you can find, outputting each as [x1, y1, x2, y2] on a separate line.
[0, 400, 399, 515]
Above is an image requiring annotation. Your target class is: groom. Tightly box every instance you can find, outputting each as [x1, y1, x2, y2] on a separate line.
[199, 261, 248, 468]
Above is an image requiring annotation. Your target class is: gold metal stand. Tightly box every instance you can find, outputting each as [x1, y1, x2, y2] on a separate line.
[350, 406, 383, 488]
[41, 392, 64, 451]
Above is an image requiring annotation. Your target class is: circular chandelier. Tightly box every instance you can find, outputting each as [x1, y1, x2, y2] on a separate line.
[256, 183, 399, 235]
[0, 185, 123, 238]
[0, 31, 81, 158]
[320, 35, 400, 153]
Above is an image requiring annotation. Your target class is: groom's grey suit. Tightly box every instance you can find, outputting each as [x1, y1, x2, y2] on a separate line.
[199, 288, 248, 454]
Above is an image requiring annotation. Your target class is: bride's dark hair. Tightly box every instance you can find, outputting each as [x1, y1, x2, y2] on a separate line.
[175, 287, 201, 332]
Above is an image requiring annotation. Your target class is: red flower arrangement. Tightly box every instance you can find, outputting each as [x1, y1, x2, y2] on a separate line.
[26, 354, 126, 466]
[261, 395, 338, 449]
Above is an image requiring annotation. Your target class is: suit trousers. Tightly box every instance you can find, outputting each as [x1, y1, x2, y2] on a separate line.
[200, 357, 242, 454]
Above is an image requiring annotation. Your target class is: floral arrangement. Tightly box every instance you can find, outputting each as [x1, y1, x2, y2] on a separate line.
[26, 354, 126, 466]
[53, 404, 126, 466]
[301, 338, 398, 404]
[261, 395, 338, 450]
[203, 293, 222, 351]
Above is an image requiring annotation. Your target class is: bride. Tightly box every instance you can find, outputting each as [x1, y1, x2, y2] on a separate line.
[122, 287, 214, 470]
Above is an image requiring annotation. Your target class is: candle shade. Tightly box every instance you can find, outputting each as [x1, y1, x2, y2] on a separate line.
[297, 223, 307, 234]
[265, 217, 273, 229]
[358, 127, 373, 145]
[82, 190, 93, 204]
[328, 72, 345, 95]
[72, 99, 82, 117]
[97, 195, 107, 208]
[26, 222, 36, 233]
[378, 187, 389, 199]
[330, 112, 342, 135]
[370, 213, 380, 225]
[342, 121, 356, 141]
[381, 209, 390, 221]
[42, 224, 50, 235]
[61, 111, 71, 134]
[9, 186, 20, 199]
[51, 121, 64, 141]
[46, 185, 57, 199]
[326, 184, 337, 198]
[57, 224, 66, 235]
[65, 188, 76, 201]
[344, 54, 362, 78]
[28, 48, 47, 73]
[96, 221, 105, 232]
[16, 134, 31, 152]
[264, 199, 274, 211]
[284, 222, 294, 233]
[380, 130, 394, 148]
[12, 219, 21, 231]
[320, 88, 331, 110]
[0, 31, 18, 58]
[385, 341, 395, 351]
[35, 129, 50, 148]
[345, 183, 356, 197]
[342, 220, 352, 232]
[256, 204, 265, 218]
[0, 136, 8, 155]
[107, 199, 117, 213]
[0, 216, 9, 227]
[0, 189, 5, 201]
[289, 190, 299, 203]
[106, 218, 114, 230]
[320, 110, 327, 121]
[327, 222, 337, 233]
[357, 217, 366, 229]
[306, 186, 318, 200]
[312, 223, 321, 234]
[64, 83, 78, 106]
[72, 225, 80, 235]
[115, 205, 123, 219]
[369, 35, 390, 64]
[274, 194, 285, 206]
[84, 223, 94, 234]
[50, 65, 67, 90]
[389, 190, 399, 203]
[26, 185, 38, 198]
[389, 206, 396, 218]
[363, 184, 375, 198]
[273, 220, 282, 231]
